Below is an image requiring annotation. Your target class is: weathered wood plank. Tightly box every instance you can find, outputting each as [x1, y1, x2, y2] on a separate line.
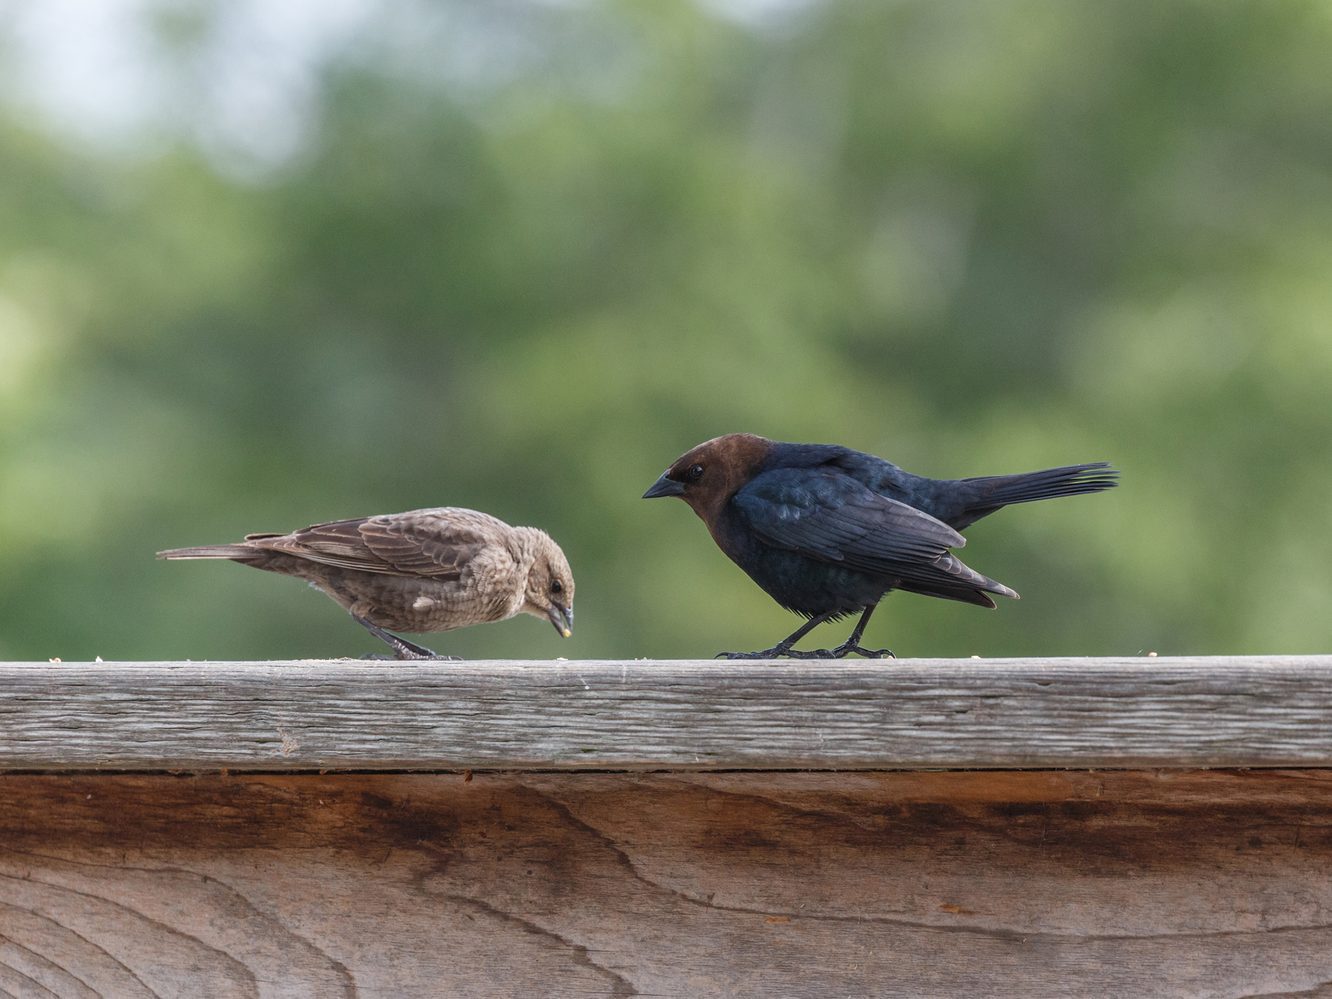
[2, 657, 1332, 771]
[3, 770, 1332, 997]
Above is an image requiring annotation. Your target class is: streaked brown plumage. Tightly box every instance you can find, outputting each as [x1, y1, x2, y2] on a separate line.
[158, 507, 574, 659]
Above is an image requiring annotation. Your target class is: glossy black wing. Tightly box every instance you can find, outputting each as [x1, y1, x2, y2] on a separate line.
[733, 468, 962, 569]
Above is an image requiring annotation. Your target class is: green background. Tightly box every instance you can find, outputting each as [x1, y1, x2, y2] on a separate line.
[2, 1, 1329, 661]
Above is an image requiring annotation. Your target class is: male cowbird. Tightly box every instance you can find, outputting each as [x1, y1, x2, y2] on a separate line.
[158, 507, 574, 659]
[643, 434, 1117, 659]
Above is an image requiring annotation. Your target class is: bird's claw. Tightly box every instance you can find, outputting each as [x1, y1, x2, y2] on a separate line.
[831, 644, 895, 659]
[351, 614, 459, 661]
[715, 645, 894, 661]
[393, 649, 461, 662]
[715, 647, 837, 660]
[383, 637, 459, 661]
[360, 650, 459, 662]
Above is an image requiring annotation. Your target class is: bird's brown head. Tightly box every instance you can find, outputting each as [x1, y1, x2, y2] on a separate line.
[521, 531, 575, 638]
[642, 433, 774, 522]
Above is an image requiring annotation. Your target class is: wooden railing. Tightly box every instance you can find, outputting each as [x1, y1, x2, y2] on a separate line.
[3, 657, 1331, 996]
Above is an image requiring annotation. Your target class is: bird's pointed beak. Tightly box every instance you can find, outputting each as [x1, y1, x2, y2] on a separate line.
[548, 603, 574, 639]
[643, 472, 685, 499]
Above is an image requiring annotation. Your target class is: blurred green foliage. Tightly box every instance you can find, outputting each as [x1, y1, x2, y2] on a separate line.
[1, 1, 1330, 661]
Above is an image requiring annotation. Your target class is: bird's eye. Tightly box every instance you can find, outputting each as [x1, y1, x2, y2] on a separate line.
[551, 579, 563, 595]
[685, 463, 705, 483]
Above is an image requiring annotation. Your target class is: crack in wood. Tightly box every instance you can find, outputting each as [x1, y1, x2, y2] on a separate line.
[1236, 982, 1332, 999]
[520, 784, 1006, 932]
[438, 892, 639, 997]
[518, 783, 1332, 944]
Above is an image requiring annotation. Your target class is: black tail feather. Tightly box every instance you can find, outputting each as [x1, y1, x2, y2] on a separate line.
[954, 462, 1118, 528]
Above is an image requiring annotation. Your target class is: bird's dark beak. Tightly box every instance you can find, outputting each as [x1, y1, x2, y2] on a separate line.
[643, 472, 685, 499]
[548, 603, 574, 639]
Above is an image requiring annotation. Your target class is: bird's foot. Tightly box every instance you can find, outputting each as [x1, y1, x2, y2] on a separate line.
[384, 634, 443, 660]
[716, 647, 836, 660]
[829, 642, 895, 659]
[352, 615, 458, 661]
[393, 645, 460, 662]
[360, 651, 461, 662]
[715, 644, 893, 660]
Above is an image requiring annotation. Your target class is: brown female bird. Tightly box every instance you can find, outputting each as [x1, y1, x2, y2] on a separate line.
[158, 507, 574, 659]
[644, 434, 1117, 659]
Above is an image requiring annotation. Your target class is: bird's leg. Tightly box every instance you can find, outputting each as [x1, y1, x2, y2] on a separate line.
[717, 607, 895, 661]
[827, 606, 894, 659]
[716, 612, 841, 660]
[352, 615, 459, 662]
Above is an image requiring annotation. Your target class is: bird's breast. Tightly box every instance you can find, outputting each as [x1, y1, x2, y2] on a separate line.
[710, 506, 889, 617]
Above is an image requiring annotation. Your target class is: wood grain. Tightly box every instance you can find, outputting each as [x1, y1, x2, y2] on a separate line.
[3, 657, 1332, 771]
[4, 770, 1332, 997]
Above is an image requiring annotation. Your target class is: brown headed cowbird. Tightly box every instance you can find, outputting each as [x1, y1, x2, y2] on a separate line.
[643, 434, 1117, 659]
[158, 507, 574, 659]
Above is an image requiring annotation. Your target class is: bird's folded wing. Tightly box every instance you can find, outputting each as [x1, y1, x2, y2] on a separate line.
[256, 510, 490, 578]
[732, 468, 968, 576]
